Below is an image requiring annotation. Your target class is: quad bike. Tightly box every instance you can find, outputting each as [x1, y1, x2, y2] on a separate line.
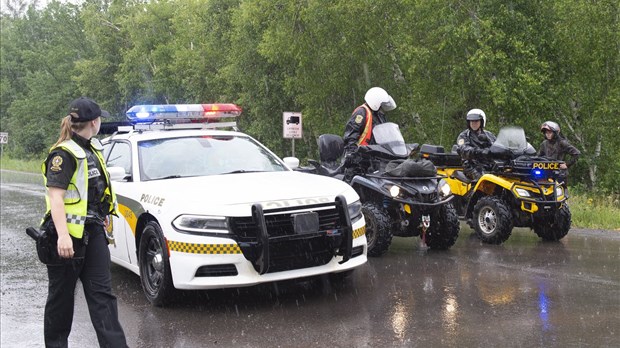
[421, 126, 571, 245]
[308, 122, 460, 256]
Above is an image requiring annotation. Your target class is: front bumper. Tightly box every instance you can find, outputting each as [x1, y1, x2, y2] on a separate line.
[165, 196, 367, 290]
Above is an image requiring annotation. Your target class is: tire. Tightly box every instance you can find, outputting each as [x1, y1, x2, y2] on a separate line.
[534, 204, 571, 241]
[362, 202, 392, 257]
[473, 196, 513, 245]
[139, 221, 175, 306]
[425, 203, 460, 250]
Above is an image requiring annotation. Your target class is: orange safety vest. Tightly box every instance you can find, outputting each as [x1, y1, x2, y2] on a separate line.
[357, 105, 373, 146]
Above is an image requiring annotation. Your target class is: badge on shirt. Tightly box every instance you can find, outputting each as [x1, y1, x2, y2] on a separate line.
[88, 168, 101, 179]
[50, 156, 63, 172]
[355, 115, 364, 124]
[458, 138, 465, 145]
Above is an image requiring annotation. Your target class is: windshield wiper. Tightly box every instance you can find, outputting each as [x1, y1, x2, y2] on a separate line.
[221, 170, 263, 175]
[151, 175, 182, 180]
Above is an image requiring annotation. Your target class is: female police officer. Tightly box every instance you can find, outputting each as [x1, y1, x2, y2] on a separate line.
[42, 97, 127, 347]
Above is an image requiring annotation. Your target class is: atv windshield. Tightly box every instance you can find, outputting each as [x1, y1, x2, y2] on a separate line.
[372, 122, 408, 156]
[491, 126, 536, 156]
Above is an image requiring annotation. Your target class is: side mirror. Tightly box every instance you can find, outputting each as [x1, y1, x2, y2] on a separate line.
[283, 157, 300, 169]
[107, 166, 127, 181]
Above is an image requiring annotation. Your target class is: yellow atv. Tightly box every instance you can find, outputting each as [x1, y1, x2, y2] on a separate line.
[420, 126, 571, 244]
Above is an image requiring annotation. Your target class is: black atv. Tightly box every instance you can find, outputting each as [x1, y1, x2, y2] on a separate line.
[308, 123, 460, 256]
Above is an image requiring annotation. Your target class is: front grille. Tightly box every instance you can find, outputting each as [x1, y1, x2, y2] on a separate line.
[228, 206, 345, 273]
[229, 208, 341, 239]
[418, 192, 439, 203]
[265, 237, 335, 273]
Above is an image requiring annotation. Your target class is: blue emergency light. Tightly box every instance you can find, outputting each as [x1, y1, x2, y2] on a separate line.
[126, 103, 242, 123]
[531, 168, 544, 180]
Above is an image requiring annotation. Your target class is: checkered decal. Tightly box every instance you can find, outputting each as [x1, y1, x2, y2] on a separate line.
[65, 214, 86, 225]
[352, 226, 366, 239]
[168, 241, 242, 254]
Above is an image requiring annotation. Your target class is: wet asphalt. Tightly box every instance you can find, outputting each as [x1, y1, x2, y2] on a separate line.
[1, 170, 619, 347]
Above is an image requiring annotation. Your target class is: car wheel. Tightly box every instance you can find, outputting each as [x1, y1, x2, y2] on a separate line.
[362, 202, 392, 257]
[534, 204, 571, 241]
[139, 221, 175, 306]
[473, 196, 513, 245]
[425, 203, 460, 250]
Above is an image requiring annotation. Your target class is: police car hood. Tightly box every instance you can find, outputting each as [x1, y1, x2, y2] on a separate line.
[139, 171, 357, 216]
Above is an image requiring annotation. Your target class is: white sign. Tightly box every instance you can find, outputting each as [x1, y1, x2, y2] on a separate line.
[0, 132, 7, 144]
[283, 112, 302, 139]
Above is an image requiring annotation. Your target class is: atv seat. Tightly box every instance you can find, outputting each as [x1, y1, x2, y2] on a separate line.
[450, 170, 471, 184]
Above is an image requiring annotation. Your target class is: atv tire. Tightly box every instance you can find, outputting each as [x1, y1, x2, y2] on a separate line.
[473, 196, 513, 245]
[425, 203, 460, 250]
[534, 204, 571, 241]
[362, 202, 392, 257]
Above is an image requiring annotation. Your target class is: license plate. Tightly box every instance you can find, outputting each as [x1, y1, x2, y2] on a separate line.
[292, 212, 319, 234]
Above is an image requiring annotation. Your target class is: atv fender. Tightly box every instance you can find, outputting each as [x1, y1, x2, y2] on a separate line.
[350, 175, 389, 201]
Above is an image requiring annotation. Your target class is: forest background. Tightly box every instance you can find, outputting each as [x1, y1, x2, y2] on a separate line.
[1, 0, 618, 194]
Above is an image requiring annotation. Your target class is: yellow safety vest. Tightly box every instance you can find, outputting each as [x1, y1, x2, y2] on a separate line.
[41, 138, 117, 239]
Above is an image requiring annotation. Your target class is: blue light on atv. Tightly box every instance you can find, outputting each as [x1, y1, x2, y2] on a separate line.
[532, 169, 544, 180]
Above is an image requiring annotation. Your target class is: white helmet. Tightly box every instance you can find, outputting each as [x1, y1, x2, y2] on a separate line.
[365, 87, 397, 112]
[466, 108, 487, 128]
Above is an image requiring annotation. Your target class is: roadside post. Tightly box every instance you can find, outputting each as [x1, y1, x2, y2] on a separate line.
[0, 132, 8, 162]
[283, 112, 302, 157]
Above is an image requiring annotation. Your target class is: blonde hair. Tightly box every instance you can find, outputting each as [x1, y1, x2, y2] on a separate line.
[52, 115, 90, 148]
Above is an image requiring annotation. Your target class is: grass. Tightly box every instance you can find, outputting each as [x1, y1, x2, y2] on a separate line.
[1, 156, 618, 230]
[569, 191, 620, 230]
[0, 157, 40, 173]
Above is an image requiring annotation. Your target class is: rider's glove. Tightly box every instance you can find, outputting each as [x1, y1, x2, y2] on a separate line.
[475, 148, 489, 157]
[344, 153, 356, 166]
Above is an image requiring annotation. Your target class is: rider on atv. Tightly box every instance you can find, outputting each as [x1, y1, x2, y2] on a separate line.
[456, 108, 497, 181]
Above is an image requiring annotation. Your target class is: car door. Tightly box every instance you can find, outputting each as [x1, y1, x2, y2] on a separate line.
[103, 140, 133, 264]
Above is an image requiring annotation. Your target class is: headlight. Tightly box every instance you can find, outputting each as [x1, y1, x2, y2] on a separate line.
[348, 200, 362, 221]
[439, 183, 451, 197]
[389, 185, 401, 197]
[515, 188, 531, 197]
[555, 186, 564, 197]
[172, 215, 230, 234]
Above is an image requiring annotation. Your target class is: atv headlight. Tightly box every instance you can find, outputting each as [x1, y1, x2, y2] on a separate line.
[439, 182, 451, 197]
[555, 186, 564, 197]
[348, 200, 362, 222]
[172, 215, 230, 234]
[389, 185, 401, 198]
[515, 188, 531, 198]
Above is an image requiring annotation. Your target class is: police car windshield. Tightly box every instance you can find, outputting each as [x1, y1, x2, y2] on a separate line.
[138, 135, 287, 181]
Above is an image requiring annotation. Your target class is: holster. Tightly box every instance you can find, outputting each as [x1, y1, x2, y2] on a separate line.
[26, 214, 87, 265]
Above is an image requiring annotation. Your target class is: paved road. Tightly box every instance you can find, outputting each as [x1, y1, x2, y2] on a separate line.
[2, 171, 619, 347]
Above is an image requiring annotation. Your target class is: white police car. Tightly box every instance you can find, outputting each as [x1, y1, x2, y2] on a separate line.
[101, 103, 367, 306]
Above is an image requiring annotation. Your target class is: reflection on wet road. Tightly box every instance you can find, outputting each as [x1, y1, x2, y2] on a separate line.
[2, 171, 619, 347]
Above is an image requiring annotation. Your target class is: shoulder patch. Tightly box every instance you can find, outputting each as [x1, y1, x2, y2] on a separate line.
[355, 115, 364, 124]
[50, 155, 63, 172]
[457, 138, 465, 146]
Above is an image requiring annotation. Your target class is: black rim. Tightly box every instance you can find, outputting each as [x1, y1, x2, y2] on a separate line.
[142, 232, 164, 296]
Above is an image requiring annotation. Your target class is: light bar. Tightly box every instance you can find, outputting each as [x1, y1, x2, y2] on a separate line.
[126, 103, 242, 123]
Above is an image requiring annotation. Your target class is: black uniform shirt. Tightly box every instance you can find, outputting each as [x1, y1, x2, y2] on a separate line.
[343, 104, 388, 152]
[44, 133, 109, 217]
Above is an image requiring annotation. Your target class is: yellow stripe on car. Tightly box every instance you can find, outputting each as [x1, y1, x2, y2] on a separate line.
[168, 241, 242, 254]
[353, 226, 366, 239]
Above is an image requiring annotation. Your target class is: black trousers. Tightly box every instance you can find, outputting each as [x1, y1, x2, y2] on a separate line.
[44, 224, 127, 348]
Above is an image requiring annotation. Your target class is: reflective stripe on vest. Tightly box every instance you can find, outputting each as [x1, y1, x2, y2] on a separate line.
[357, 105, 373, 146]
